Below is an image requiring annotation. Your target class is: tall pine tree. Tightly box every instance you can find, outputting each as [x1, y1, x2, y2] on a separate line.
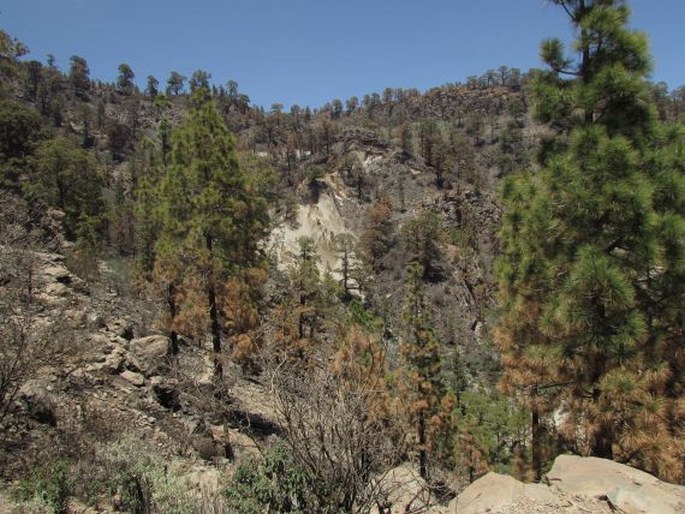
[400, 262, 452, 481]
[154, 89, 270, 378]
[496, 0, 684, 482]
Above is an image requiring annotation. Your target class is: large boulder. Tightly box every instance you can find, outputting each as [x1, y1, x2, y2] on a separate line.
[547, 454, 685, 514]
[119, 370, 145, 387]
[40, 257, 88, 294]
[451, 455, 685, 514]
[451, 472, 554, 514]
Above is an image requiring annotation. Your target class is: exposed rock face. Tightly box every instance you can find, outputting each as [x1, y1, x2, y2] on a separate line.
[38, 254, 88, 296]
[451, 455, 685, 514]
[269, 183, 351, 273]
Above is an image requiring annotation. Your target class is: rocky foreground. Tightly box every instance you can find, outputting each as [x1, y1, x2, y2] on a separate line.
[451, 454, 685, 514]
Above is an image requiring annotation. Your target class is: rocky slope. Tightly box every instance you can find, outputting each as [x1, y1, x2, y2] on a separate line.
[269, 127, 502, 372]
[0, 244, 278, 510]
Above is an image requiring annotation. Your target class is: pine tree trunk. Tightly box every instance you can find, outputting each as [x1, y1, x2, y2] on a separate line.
[206, 235, 223, 379]
[342, 249, 349, 297]
[419, 412, 427, 481]
[298, 292, 306, 340]
[208, 282, 222, 379]
[167, 283, 179, 355]
[591, 427, 614, 460]
[579, 0, 594, 124]
[532, 408, 542, 481]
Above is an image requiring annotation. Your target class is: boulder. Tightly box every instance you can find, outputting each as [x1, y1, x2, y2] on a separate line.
[547, 455, 685, 514]
[44, 281, 70, 297]
[120, 370, 145, 387]
[85, 311, 105, 329]
[42, 264, 72, 284]
[40, 261, 88, 293]
[108, 318, 135, 340]
[129, 335, 171, 375]
[92, 346, 125, 374]
[451, 472, 554, 514]
[19, 380, 57, 426]
[130, 335, 170, 360]
[451, 455, 685, 514]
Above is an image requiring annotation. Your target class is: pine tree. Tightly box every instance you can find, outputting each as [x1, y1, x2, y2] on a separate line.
[361, 194, 393, 272]
[154, 89, 270, 378]
[333, 233, 360, 300]
[133, 138, 164, 280]
[496, 0, 684, 482]
[27, 137, 104, 243]
[290, 236, 327, 342]
[400, 262, 452, 480]
[273, 238, 343, 365]
[403, 209, 446, 282]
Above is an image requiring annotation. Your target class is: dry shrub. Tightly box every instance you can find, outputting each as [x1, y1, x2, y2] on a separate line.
[264, 325, 406, 512]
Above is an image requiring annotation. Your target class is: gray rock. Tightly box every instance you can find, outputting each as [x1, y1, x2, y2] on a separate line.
[607, 486, 655, 513]
[44, 282, 70, 297]
[103, 352, 125, 373]
[86, 312, 105, 328]
[42, 264, 72, 283]
[547, 455, 685, 514]
[19, 380, 57, 426]
[450, 455, 685, 514]
[125, 353, 147, 374]
[120, 370, 145, 387]
[130, 335, 170, 360]
[41, 262, 88, 293]
[128, 335, 170, 376]
[108, 318, 135, 340]
[452, 472, 538, 514]
[88, 333, 111, 352]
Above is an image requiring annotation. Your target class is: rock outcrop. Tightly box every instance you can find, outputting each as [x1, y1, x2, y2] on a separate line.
[451, 455, 685, 514]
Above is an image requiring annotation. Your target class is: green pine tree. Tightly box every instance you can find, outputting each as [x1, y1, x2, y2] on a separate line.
[27, 137, 104, 243]
[153, 89, 270, 378]
[496, 0, 684, 482]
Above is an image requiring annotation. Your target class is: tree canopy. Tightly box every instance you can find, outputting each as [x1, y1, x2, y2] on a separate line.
[152, 89, 271, 377]
[496, 0, 684, 482]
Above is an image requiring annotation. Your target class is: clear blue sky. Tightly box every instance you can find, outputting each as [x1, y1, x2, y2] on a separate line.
[2, 1, 683, 109]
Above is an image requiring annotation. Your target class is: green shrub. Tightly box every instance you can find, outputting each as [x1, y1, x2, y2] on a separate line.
[225, 444, 318, 514]
[15, 461, 71, 514]
[95, 438, 197, 514]
[348, 299, 384, 333]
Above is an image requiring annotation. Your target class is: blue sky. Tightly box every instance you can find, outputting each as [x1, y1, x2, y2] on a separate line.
[2, 1, 683, 109]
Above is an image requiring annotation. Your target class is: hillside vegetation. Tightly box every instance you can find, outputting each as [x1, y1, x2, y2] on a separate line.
[0, 1, 683, 512]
